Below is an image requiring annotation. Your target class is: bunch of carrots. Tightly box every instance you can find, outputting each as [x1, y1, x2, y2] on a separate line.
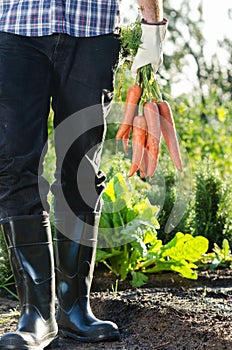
[116, 64, 182, 178]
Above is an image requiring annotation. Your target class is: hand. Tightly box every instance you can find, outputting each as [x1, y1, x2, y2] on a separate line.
[131, 19, 168, 77]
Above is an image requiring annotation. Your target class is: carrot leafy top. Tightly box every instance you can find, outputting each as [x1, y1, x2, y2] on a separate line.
[120, 18, 163, 103]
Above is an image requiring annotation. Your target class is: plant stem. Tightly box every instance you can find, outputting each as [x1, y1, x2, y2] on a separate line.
[151, 76, 163, 102]
[139, 64, 163, 103]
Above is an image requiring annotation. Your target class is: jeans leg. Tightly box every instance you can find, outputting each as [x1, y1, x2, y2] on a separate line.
[50, 36, 121, 341]
[0, 32, 52, 220]
[51, 33, 120, 216]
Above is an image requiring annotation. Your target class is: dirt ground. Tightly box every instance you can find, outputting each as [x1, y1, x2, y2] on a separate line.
[0, 267, 232, 350]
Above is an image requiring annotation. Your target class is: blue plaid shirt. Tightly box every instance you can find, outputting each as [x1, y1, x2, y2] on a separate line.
[0, 0, 119, 37]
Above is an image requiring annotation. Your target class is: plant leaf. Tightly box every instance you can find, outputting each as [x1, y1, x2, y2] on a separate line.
[131, 271, 148, 287]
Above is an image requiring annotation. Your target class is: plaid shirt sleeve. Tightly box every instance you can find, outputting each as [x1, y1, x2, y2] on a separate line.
[0, 0, 120, 37]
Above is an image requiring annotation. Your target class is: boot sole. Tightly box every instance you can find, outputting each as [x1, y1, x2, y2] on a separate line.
[59, 328, 120, 343]
[0, 335, 59, 350]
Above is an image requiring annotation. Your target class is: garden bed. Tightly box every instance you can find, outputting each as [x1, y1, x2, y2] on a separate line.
[0, 268, 232, 349]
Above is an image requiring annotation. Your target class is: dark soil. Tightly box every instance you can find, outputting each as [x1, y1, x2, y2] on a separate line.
[1, 267, 232, 349]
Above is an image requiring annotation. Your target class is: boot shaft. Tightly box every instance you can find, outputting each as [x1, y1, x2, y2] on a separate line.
[53, 213, 99, 311]
[53, 213, 120, 342]
[2, 214, 56, 321]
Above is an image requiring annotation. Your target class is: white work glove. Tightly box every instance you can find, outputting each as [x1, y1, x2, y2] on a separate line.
[131, 19, 168, 77]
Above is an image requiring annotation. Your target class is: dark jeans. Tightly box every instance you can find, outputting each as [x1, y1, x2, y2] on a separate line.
[0, 31, 120, 221]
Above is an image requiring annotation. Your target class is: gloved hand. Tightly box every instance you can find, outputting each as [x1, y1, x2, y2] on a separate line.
[131, 19, 168, 77]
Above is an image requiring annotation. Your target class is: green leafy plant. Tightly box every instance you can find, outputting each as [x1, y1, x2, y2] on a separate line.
[98, 172, 159, 248]
[199, 239, 232, 270]
[0, 229, 17, 298]
[141, 232, 209, 281]
[0, 274, 17, 299]
[97, 173, 209, 287]
[153, 170, 193, 243]
[194, 161, 232, 249]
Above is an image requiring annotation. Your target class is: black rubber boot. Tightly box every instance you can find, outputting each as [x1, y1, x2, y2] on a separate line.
[0, 215, 58, 350]
[53, 213, 120, 343]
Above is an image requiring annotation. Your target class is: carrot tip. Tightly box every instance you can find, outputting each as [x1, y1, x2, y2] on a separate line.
[139, 171, 146, 179]
[128, 163, 139, 178]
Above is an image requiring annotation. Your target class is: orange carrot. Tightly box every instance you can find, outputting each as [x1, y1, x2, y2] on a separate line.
[122, 127, 131, 153]
[128, 116, 147, 177]
[139, 151, 147, 178]
[116, 84, 142, 140]
[144, 102, 161, 177]
[157, 100, 183, 171]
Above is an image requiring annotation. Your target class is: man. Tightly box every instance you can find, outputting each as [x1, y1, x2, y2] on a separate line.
[0, 1, 167, 349]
